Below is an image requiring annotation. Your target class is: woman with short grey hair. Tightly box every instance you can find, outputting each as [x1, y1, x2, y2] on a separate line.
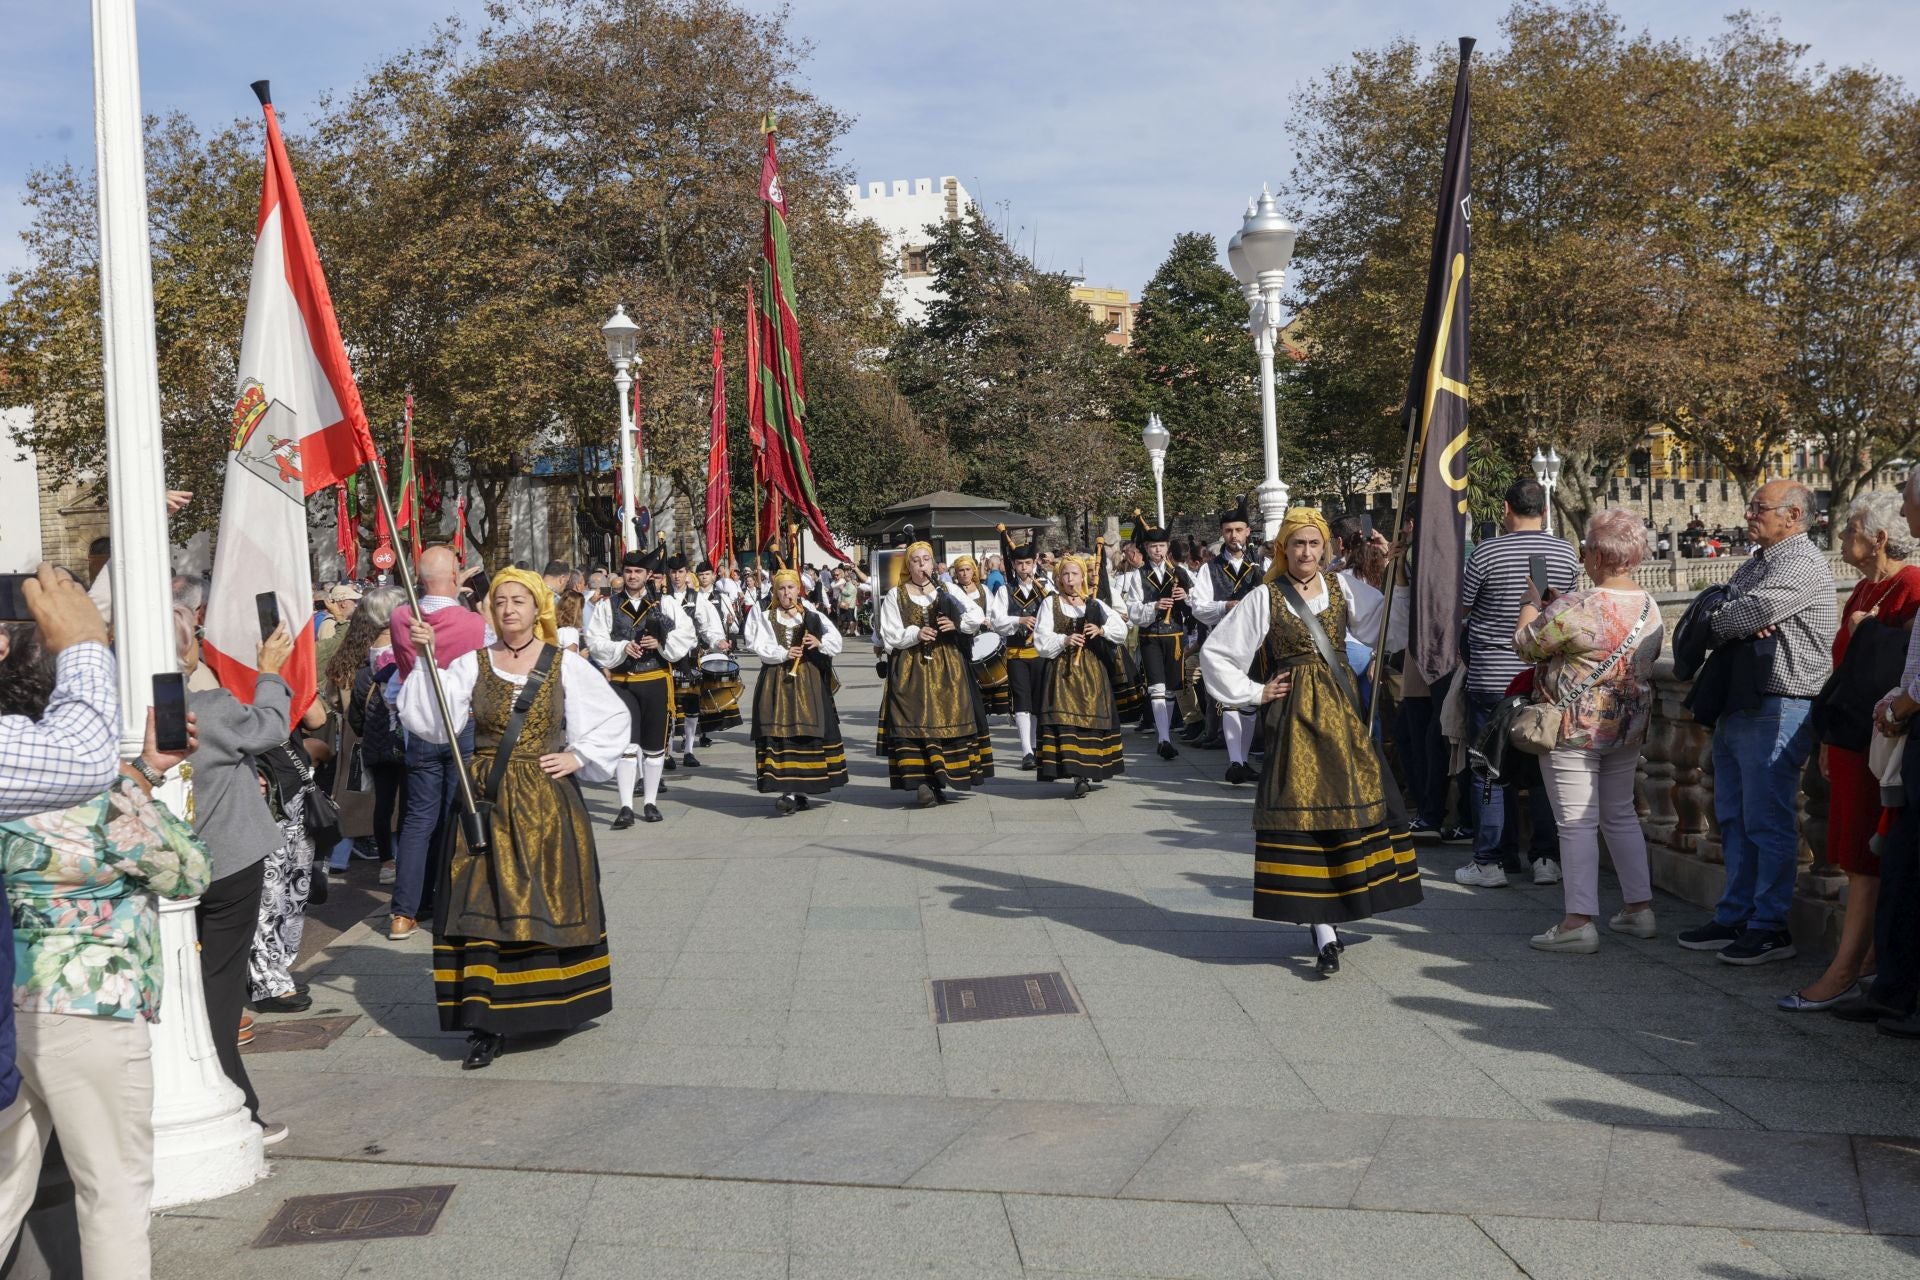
[1849, 489, 1917, 562]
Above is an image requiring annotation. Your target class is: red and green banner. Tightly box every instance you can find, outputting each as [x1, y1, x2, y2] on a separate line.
[754, 114, 848, 562]
[393, 390, 421, 557]
[704, 327, 733, 565]
[335, 483, 357, 579]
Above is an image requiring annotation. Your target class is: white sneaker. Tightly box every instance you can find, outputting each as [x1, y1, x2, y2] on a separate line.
[258, 1120, 290, 1147]
[1454, 861, 1510, 888]
[377, 862, 396, 886]
[1608, 908, 1657, 938]
[1532, 858, 1563, 885]
[1529, 921, 1600, 954]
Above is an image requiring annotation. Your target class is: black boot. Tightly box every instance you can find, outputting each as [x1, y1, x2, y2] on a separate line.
[462, 1031, 504, 1070]
[1071, 776, 1090, 799]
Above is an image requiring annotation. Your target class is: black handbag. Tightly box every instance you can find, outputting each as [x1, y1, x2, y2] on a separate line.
[276, 742, 343, 845]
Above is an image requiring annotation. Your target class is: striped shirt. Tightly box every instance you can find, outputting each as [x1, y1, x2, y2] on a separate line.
[1708, 533, 1837, 697]
[0, 641, 122, 821]
[1461, 530, 1582, 692]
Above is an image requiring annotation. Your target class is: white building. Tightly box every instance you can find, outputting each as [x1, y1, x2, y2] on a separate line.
[844, 176, 973, 325]
[1, 408, 44, 571]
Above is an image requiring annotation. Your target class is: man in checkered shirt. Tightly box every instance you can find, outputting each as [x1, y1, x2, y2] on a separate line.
[0, 565, 125, 1113]
[1677, 481, 1836, 966]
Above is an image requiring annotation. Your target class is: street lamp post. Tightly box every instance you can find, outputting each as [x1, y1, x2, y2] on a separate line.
[601, 305, 641, 552]
[1228, 187, 1298, 543]
[92, 0, 265, 1206]
[1531, 446, 1562, 537]
[1141, 413, 1170, 530]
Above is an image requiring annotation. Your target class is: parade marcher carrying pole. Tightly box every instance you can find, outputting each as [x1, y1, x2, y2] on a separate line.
[1372, 36, 1475, 737]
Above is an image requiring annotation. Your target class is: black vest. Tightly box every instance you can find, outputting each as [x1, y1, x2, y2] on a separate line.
[609, 593, 668, 674]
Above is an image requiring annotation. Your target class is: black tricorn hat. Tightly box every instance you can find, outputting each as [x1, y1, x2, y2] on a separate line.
[667, 552, 689, 574]
[1218, 496, 1251, 528]
[696, 559, 714, 575]
[623, 546, 665, 573]
[1131, 508, 1169, 546]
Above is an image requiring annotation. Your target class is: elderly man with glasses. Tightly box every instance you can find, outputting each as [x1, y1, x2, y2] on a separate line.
[1677, 480, 1836, 965]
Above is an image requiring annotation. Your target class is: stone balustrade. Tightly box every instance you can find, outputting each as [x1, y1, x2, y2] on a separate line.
[1636, 656, 1844, 949]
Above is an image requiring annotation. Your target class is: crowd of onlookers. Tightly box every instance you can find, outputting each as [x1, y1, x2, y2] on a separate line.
[3, 475, 1918, 1274]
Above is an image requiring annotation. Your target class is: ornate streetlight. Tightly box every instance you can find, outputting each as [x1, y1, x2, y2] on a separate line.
[601, 304, 641, 551]
[1531, 446, 1562, 536]
[1228, 187, 1298, 542]
[1141, 413, 1170, 530]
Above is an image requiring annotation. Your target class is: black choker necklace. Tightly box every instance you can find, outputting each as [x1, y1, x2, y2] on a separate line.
[1288, 571, 1318, 588]
[502, 635, 538, 657]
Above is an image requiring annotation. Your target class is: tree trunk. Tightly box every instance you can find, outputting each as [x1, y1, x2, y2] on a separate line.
[474, 474, 514, 571]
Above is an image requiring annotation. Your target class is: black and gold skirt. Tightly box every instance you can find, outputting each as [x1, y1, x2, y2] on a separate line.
[433, 754, 612, 1035]
[1037, 648, 1124, 783]
[877, 643, 993, 789]
[752, 662, 848, 794]
[1252, 825, 1421, 925]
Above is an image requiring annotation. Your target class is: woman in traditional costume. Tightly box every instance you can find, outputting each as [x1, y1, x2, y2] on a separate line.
[950, 555, 1011, 719]
[746, 568, 849, 814]
[876, 541, 994, 806]
[1199, 509, 1420, 976]
[1031, 554, 1129, 797]
[398, 567, 631, 1068]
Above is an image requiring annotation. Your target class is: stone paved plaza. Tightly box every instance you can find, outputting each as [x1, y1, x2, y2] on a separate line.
[152, 666, 1920, 1278]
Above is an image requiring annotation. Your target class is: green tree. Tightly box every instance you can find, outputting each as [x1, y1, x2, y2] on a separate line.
[1119, 232, 1263, 517]
[888, 209, 1129, 537]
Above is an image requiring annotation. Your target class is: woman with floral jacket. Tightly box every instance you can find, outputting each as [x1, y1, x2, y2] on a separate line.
[0, 636, 212, 1279]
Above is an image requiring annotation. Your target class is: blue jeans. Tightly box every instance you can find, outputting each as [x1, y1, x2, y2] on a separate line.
[1710, 695, 1813, 934]
[1466, 689, 1558, 865]
[395, 726, 474, 922]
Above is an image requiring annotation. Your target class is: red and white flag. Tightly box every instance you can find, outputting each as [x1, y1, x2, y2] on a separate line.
[201, 81, 377, 722]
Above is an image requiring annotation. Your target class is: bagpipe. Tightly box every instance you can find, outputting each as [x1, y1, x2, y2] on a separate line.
[1090, 537, 1140, 689]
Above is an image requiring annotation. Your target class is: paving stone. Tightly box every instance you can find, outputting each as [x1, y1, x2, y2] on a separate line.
[1855, 1135, 1920, 1234]
[1352, 1115, 1610, 1219]
[1473, 1215, 1793, 1280]
[787, 1185, 1021, 1274]
[711, 1092, 994, 1185]
[1004, 1194, 1269, 1278]
[1601, 1126, 1867, 1231]
[1122, 1107, 1391, 1206]
[1743, 1228, 1920, 1280]
[907, 1100, 1187, 1196]
[351, 1233, 574, 1279]
[1091, 1013, 1278, 1062]
[941, 1051, 1130, 1103]
[1486, 1069, 1761, 1130]
[1290, 1057, 1533, 1120]
[561, 1243, 788, 1279]
[1230, 1204, 1524, 1279]
[777, 1044, 948, 1096]
[1693, 1074, 1920, 1136]
[576, 1175, 788, 1249]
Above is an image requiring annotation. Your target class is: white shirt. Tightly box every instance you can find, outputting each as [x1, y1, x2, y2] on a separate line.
[876, 581, 985, 653]
[1188, 552, 1261, 628]
[1121, 561, 1188, 629]
[397, 647, 633, 782]
[582, 590, 698, 668]
[1032, 597, 1129, 658]
[1338, 570, 1385, 652]
[994, 577, 1052, 640]
[745, 602, 846, 666]
[1201, 574, 1333, 711]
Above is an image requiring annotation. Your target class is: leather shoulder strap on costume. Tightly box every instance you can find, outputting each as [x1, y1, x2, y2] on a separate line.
[483, 644, 558, 805]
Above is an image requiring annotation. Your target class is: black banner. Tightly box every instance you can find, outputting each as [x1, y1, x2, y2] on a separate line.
[1407, 37, 1475, 686]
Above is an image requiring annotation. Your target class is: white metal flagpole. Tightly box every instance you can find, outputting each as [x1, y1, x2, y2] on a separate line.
[91, 0, 265, 1206]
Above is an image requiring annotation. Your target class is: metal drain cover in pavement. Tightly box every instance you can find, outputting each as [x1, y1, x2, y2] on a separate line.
[931, 973, 1079, 1024]
[254, 1185, 456, 1248]
[241, 1014, 361, 1054]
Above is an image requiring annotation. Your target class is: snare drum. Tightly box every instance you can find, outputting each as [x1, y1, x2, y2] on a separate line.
[970, 631, 1010, 690]
[696, 653, 745, 725]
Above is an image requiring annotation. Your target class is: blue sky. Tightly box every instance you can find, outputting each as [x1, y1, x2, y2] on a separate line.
[3, 1, 1916, 297]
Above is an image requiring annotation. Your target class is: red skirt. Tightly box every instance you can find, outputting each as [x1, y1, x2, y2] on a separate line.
[1826, 744, 1882, 876]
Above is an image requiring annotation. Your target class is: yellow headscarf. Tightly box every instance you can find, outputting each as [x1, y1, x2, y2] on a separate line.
[771, 568, 802, 592]
[1264, 508, 1332, 583]
[904, 540, 934, 563]
[950, 554, 978, 577]
[489, 566, 560, 646]
[1052, 554, 1092, 597]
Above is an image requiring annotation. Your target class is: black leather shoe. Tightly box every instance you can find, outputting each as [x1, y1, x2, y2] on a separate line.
[697, 734, 713, 748]
[641, 804, 664, 823]
[682, 753, 702, 768]
[462, 1031, 503, 1070]
[1020, 753, 1037, 771]
[775, 794, 796, 815]
[1178, 724, 1206, 742]
[1156, 741, 1178, 760]
[1225, 762, 1253, 784]
[250, 991, 312, 1014]
[914, 784, 937, 808]
[1317, 942, 1342, 976]
[794, 794, 810, 810]
[1071, 777, 1090, 799]
[663, 755, 678, 772]
[932, 787, 954, 805]
[611, 806, 635, 830]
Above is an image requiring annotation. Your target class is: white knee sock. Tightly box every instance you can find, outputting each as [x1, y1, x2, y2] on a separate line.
[684, 714, 700, 754]
[616, 751, 638, 810]
[642, 752, 665, 807]
[1014, 712, 1034, 756]
[1149, 685, 1173, 743]
[1223, 711, 1248, 765]
[1312, 923, 1339, 949]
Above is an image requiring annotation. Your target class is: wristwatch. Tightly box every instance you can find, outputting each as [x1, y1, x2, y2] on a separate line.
[128, 757, 166, 787]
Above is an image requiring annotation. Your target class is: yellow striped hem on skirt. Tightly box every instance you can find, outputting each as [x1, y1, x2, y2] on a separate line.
[1036, 724, 1125, 782]
[755, 735, 850, 794]
[432, 932, 612, 1035]
[1250, 826, 1421, 925]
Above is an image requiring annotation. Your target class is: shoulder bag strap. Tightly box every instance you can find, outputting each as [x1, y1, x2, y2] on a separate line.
[1272, 576, 1407, 822]
[1552, 595, 1652, 710]
[1273, 577, 1367, 720]
[482, 645, 559, 805]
